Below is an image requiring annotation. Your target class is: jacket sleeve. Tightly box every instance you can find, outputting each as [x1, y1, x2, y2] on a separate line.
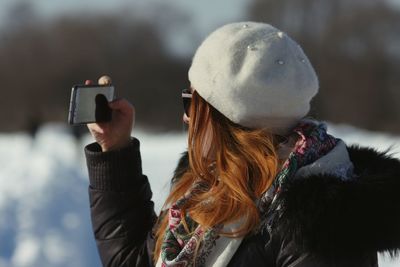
[85, 138, 157, 267]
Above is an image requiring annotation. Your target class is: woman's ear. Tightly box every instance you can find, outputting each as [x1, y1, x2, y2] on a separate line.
[183, 113, 190, 124]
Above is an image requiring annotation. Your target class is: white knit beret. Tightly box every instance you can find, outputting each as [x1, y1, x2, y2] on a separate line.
[188, 22, 319, 135]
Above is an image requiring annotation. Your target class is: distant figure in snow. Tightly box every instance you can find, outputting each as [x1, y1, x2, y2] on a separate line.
[70, 125, 87, 141]
[26, 116, 41, 139]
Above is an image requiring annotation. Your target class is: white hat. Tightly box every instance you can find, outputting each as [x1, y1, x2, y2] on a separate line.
[188, 22, 319, 135]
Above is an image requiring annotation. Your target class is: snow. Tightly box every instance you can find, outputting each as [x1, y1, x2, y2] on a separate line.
[0, 122, 399, 267]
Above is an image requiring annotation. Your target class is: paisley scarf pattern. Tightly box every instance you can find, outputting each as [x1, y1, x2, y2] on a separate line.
[160, 119, 339, 267]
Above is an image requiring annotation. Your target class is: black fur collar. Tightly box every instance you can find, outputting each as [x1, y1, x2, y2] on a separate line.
[172, 146, 400, 256]
[279, 145, 400, 257]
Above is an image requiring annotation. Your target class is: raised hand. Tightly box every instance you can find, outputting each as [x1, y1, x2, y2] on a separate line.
[87, 76, 135, 152]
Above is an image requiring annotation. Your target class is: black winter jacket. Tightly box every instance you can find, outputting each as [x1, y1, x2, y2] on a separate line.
[85, 138, 400, 267]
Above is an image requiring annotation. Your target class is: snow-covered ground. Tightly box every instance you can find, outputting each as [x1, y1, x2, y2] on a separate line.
[0, 122, 399, 267]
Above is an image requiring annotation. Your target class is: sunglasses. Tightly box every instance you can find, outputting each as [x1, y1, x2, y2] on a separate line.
[182, 88, 192, 117]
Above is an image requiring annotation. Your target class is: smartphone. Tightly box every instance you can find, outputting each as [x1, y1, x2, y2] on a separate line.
[68, 84, 115, 125]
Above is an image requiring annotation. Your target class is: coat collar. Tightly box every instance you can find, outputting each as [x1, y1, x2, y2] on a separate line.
[278, 145, 400, 257]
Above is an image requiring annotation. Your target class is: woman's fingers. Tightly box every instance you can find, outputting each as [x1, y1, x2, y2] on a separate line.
[85, 76, 111, 86]
[98, 75, 112, 85]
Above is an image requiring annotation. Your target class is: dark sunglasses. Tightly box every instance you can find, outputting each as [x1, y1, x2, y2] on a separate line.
[182, 88, 192, 117]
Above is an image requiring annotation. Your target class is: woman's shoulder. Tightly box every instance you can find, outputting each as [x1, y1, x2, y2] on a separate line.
[277, 144, 400, 257]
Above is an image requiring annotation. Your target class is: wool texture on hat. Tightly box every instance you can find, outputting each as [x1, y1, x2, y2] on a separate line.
[188, 22, 319, 135]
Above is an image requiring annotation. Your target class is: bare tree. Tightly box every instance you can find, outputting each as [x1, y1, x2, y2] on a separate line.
[0, 5, 191, 132]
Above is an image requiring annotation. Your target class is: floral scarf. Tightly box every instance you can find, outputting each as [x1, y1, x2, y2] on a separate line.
[159, 119, 338, 267]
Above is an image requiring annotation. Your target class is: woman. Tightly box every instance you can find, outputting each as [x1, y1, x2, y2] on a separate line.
[85, 22, 400, 266]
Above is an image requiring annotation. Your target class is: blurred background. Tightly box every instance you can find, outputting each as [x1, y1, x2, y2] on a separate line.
[1, 0, 400, 134]
[0, 0, 399, 266]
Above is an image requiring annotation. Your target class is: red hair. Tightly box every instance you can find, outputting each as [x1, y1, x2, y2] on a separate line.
[154, 91, 279, 262]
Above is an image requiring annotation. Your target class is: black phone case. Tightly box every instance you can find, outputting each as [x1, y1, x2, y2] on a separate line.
[68, 85, 114, 125]
[68, 86, 79, 125]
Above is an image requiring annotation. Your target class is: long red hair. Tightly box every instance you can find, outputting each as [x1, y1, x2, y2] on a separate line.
[154, 91, 279, 262]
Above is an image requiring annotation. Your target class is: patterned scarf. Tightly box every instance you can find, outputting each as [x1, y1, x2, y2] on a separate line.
[160, 119, 338, 267]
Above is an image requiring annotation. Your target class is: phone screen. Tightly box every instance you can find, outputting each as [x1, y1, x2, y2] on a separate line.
[68, 85, 115, 125]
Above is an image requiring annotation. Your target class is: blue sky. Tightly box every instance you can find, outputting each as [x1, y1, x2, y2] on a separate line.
[2, 0, 399, 32]
[1, 0, 399, 56]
